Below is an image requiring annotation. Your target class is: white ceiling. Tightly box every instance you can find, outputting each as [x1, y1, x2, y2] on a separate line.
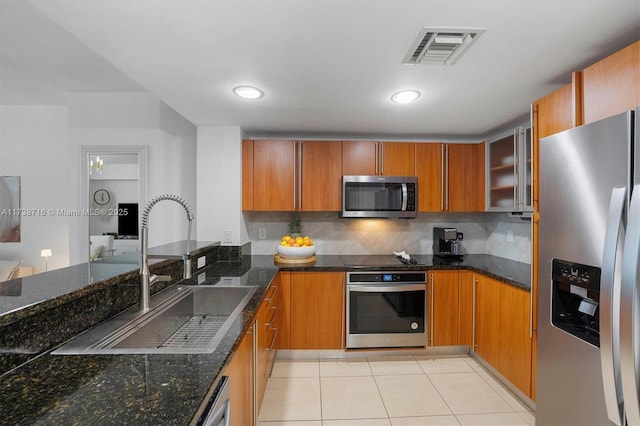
[2, 0, 639, 140]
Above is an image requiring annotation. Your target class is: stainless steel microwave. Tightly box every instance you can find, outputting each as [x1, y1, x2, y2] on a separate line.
[342, 176, 417, 218]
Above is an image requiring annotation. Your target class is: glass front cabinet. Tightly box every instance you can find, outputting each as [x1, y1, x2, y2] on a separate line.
[486, 123, 532, 212]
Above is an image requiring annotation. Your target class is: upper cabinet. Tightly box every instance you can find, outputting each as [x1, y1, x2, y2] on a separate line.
[449, 143, 485, 212]
[243, 139, 295, 211]
[242, 140, 342, 211]
[582, 41, 640, 124]
[531, 83, 574, 213]
[244, 139, 486, 213]
[342, 141, 415, 176]
[416, 142, 485, 212]
[486, 124, 532, 212]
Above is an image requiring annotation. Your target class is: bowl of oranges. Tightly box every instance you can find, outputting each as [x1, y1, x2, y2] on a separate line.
[277, 235, 315, 259]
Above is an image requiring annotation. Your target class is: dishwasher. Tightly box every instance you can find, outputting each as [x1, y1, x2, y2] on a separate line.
[196, 376, 231, 426]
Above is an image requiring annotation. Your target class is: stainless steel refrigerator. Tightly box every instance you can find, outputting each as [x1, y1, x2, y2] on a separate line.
[537, 107, 640, 425]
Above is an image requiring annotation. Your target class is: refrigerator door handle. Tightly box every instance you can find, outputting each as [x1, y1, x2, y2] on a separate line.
[601, 186, 626, 426]
[621, 184, 640, 425]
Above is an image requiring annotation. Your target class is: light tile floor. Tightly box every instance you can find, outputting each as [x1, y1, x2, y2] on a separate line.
[258, 353, 534, 426]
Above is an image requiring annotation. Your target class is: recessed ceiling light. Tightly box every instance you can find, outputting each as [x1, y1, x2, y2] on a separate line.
[391, 90, 421, 104]
[233, 86, 264, 100]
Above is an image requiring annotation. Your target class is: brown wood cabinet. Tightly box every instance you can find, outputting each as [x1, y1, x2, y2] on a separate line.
[416, 142, 485, 212]
[458, 271, 475, 348]
[276, 271, 291, 349]
[448, 143, 485, 211]
[290, 271, 344, 349]
[242, 139, 342, 211]
[256, 282, 282, 412]
[225, 322, 255, 426]
[300, 141, 343, 211]
[582, 41, 640, 124]
[498, 279, 532, 395]
[474, 274, 532, 396]
[428, 270, 459, 346]
[474, 273, 499, 365]
[415, 143, 443, 211]
[342, 141, 415, 176]
[244, 139, 295, 211]
[428, 270, 476, 348]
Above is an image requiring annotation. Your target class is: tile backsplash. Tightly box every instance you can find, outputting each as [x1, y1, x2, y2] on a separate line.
[244, 211, 531, 264]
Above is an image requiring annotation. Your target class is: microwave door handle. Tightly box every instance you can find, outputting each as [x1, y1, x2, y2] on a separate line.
[620, 185, 640, 425]
[401, 183, 408, 211]
[601, 186, 626, 426]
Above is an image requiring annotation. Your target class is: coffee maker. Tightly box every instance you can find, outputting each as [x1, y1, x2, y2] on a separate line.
[433, 227, 464, 259]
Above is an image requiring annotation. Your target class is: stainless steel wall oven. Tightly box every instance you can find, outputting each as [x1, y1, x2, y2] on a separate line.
[346, 271, 427, 348]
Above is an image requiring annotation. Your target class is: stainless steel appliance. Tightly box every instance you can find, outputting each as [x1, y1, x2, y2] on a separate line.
[198, 376, 231, 426]
[346, 270, 427, 348]
[342, 175, 417, 218]
[433, 227, 463, 258]
[538, 108, 640, 425]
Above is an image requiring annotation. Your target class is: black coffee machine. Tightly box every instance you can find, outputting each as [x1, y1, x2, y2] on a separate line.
[433, 227, 464, 259]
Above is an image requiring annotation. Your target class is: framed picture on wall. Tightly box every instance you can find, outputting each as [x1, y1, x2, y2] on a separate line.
[0, 176, 21, 242]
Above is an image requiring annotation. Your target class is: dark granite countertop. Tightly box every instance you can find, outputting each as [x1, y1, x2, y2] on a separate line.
[266, 254, 531, 291]
[0, 258, 278, 425]
[0, 253, 530, 424]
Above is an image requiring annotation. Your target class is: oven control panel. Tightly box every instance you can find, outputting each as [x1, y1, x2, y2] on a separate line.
[347, 271, 427, 284]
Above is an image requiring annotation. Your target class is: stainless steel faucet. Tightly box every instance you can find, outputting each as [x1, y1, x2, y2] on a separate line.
[139, 194, 195, 312]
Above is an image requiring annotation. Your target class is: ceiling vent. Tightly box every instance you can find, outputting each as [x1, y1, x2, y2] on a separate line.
[402, 26, 486, 65]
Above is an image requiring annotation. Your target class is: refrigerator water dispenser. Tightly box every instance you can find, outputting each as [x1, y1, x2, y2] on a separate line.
[551, 259, 601, 347]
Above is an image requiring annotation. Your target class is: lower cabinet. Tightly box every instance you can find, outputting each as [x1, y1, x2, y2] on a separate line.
[224, 322, 255, 426]
[289, 271, 344, 349]
[428, 270, 460, 346]
[256, 279, 281, 411]
[475, 273, 532, 397]
[428, 270, 475, 347]
[225, 275, 283, 425]
[458, 271, 475, 348]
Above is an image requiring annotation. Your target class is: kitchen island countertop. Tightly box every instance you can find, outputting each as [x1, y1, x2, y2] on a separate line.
[0, 253, 530, 424]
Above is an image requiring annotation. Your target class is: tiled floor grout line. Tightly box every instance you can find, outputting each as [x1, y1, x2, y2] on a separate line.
[412, 354, 463, 423]
[369, 366, 393, 423]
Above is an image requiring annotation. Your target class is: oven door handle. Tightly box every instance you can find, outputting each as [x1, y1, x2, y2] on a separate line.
[348, 284, 426, 292]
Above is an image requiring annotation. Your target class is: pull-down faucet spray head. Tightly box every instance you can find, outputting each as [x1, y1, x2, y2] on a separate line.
[139, 194, 195, 312]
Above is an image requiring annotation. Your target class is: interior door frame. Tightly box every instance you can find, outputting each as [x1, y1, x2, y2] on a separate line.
[79, 145, 149, 262]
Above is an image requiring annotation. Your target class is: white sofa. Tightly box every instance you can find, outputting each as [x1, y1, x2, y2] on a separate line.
[0, 260, 32, 281]
[89, 235, 115, 261]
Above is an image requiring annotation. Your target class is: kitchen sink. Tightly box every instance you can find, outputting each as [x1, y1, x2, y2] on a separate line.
[52, 285, 257, 355]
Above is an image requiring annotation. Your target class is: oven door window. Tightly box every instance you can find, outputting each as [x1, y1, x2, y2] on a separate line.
[349, 289, 425, 334]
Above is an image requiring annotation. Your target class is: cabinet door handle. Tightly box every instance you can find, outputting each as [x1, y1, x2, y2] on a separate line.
[444, 144, 449, 211]
[265, 285, 279, 302]
[374, 142, 378, 175]
[441, 144, 445, 211]
[429, 274, 434, 346]
[265, 305, 278, 327]
[293, 142, 299, 210]
[513, 129, 519, 209]
[267, 326, 279, 351]
[380, 143, 385, 175]
[472, 276, 478, 350]
[297, 141, 303, 210]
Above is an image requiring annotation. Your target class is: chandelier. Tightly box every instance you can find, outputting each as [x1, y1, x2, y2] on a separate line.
[89, 156, 104, 175]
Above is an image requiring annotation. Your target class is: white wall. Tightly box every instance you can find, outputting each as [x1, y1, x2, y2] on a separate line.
[0, 106, 72, 272]
[67, 93, 197, 262]
[196, 126, 247, 245]
[0, 93, 197, 273]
